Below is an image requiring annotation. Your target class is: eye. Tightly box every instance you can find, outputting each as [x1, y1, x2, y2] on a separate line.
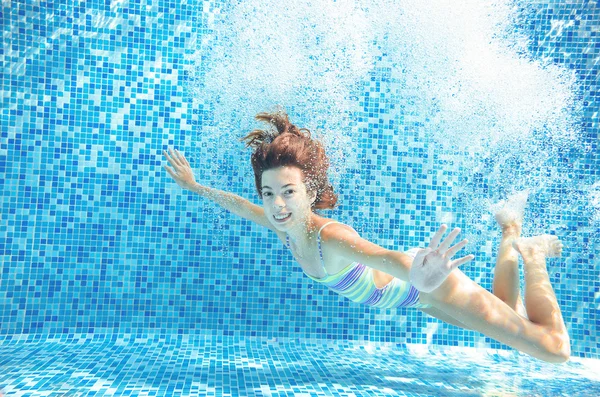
[263, 191, 272, 197]
[285, 190, 295, 195]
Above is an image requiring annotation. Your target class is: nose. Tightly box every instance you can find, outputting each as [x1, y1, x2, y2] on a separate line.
[273, 194, 286, 208]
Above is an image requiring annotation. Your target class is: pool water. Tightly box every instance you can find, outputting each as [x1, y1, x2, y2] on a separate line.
[1, 335, 598, 396]
[1, 0, 599, 396]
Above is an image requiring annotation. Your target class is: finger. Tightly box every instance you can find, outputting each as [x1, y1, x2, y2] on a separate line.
[446, 239, 468, 258]
[175, 149, 185, 164]
[450, 254, 475, 270]
[163, 164, 177, 179]
[428, 225, 448, 249]
[438, 227, 461, 252]
[163, 150, 178, 168]
[169, 148, 182, 167]
[177, 150, 191, 167]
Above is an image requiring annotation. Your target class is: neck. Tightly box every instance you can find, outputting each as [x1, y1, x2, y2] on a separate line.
[286, 214, 318, 245]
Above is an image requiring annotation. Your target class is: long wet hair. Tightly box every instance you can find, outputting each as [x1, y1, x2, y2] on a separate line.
[240, 108, 338, 210]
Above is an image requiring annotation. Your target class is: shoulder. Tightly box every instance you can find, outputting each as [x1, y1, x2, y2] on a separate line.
[318, 220, 363, 258]
[319, 221, 395, 272]
[318, 220, 360, 241]
[317, 220, 362, 273]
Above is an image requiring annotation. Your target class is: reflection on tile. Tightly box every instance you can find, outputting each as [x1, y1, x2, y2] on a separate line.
[1, 335, 598, 396]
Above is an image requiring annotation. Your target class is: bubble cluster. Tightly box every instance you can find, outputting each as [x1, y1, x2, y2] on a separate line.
[187, 0, 589, 246]
[187, 0, 375, 169]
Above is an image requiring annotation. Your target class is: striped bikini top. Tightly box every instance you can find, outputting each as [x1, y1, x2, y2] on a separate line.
[286, 221, 421, 308]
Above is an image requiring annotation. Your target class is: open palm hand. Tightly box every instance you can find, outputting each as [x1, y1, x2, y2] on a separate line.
[163, 149, 197, 191]
[409, 225, 475, 293]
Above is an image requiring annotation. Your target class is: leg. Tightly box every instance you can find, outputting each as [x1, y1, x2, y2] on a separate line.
[420, 307, 471, 330]
[419, 245, 570, 363]
[493, 223, 522, 310]
[492, 191, 528, 312]
[513, 235, 566, 332]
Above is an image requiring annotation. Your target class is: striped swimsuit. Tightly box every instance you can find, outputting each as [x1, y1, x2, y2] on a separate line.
[286, 221, 431, 309]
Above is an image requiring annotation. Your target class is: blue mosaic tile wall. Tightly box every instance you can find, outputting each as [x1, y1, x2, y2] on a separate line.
[1, 0, 598, 360]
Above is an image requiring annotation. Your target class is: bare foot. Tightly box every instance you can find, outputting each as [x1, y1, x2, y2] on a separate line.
[493, 190, 529, 232]
[512, 235, 563, 258]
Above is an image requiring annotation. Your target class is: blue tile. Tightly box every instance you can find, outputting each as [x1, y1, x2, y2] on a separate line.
[0, 335, 596, 396]
[0, 0, 598, 392]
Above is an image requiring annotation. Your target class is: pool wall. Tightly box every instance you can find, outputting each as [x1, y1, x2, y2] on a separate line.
[1, 0, 598, 359]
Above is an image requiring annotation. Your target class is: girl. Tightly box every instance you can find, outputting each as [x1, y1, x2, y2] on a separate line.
[163, 110, 570, 363]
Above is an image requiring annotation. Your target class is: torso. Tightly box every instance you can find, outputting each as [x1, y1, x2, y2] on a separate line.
[274, 215, 358, 279]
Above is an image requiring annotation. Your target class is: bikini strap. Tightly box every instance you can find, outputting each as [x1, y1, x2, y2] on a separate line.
[285, 221, 342, 277]
[317, 221, 341, 275]
[318, 221, 341, 236]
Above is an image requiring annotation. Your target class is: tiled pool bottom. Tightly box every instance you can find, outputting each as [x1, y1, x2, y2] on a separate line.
[0, 335, 598, 397]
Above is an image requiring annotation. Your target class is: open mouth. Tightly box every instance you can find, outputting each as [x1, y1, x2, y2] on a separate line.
[273, 213, 291, 222]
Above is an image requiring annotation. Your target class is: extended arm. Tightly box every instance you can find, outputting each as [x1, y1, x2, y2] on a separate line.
[163, 149, 277, 232]
[324, 224, 474, 289]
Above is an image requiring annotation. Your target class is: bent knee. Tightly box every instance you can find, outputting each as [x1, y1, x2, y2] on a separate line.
[542, 330, 571, 363]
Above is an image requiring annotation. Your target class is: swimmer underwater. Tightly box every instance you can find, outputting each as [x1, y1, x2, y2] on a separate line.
[163, 109, 570, 363]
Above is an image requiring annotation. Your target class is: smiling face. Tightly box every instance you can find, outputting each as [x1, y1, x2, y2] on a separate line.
[261, 166, 317, 231]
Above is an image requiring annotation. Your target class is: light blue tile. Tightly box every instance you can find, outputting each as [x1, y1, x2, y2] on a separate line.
[0, 1, 598, 394]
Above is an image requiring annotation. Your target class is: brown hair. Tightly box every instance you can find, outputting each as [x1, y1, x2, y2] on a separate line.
[240, 109, 338, 210]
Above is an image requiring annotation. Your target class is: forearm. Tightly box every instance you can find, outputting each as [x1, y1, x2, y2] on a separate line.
[381, 250, 413, 282]
[188, 182, 253, 218]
